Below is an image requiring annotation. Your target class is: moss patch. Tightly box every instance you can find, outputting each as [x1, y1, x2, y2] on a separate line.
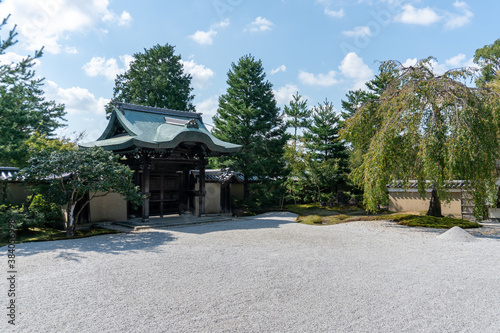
[292, 204, 480, 229]
[0, 227, 120, 247]
[393, 215, 481, 229]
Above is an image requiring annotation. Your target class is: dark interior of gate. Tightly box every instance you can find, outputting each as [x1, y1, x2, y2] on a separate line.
[80, 102, 242, 220]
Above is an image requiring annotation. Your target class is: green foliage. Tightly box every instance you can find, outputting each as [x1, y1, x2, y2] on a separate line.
[24, 132, 77, 154]
[0, 205, 25, 233]
[28, 194, 64, 229]
[0, 16, 66, 167]
[0, 197, 63, 237]
[393, 215, 481, 229]
[474, 38, 500, 87]
[21, 147, 142, 236]
[0, 226, 120, 247]
[284, 92, 311, 144]
[342, 57, 500, 219]
[213, 54, 289, 200]
[106, 43, 195, 115]
[301, 100, 349, 202]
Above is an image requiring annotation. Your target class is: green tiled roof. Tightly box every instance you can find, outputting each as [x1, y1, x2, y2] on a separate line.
[80, 103, 242, 154]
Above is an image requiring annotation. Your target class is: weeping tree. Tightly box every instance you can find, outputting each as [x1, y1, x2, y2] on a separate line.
[341, 57, 500, 219]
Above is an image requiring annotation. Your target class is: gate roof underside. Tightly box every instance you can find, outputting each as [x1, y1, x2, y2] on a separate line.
[80, 103, 241, 156]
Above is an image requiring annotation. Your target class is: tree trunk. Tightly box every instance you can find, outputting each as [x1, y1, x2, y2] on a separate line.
[426, 187, 442, 217]
[66, 203, 77, 237]
[243, 175, 249, 200]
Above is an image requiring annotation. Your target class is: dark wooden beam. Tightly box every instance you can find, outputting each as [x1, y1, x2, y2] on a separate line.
[198, 156, 206, 217]
[141, 156, 151, 222]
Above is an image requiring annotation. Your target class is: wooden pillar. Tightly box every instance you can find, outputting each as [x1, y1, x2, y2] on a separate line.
[198, 156, 206, 217]
[180, 167, 189, 214]
[141, 156, 150, 222]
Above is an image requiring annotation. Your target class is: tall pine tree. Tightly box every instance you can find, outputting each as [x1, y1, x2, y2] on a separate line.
[106, 43, 195, 115]
[213, 54, 288, 200]
[283, 93, 310, 203]
[0, 16, 66, 167]
[284, 92, 310, 152]
[303, 100, 349, 201]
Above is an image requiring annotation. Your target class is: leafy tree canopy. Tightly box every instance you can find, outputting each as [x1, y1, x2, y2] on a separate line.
[0, 16, 66, 167]
[342, 57, 500, 218]
[213, 54, 288, 199]
[21, 147, 142, 237]
[474, 38, 500, 87]
[106, 43, 195, 115]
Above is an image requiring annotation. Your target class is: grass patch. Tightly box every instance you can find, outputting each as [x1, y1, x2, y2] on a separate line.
[393, 215, 481, 229]
[291, 204, 481, 229]
[285, 203, 368, 216]
[0, 226, 120, 247]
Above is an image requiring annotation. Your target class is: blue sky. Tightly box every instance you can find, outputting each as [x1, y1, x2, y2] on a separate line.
[0, 0, 499, 141]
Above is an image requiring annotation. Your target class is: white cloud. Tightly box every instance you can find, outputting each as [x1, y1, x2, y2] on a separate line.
[317, 0, 344, 18]
[325, 8, 345, 18]
[445, 54, 467, 67]
[339, 52, 374, 90]
[270, 65, 287, 75]
[396, 4, 441, 26]
[299, 70, 338, 87]
[213, 18, 230, 28]
[180, 60, 215, 88]
[189, 30, 217, 45]
[196, 96, 219, 120]
[0, 51, 41, 66]
[118, 11, 132, 26]
[102, 9, 132, 26]
[245, 17, 273, 33]
[64, 46, 79, 54]
[342, 26, 371, 38]
[426, 59, 448, 75]
[120, 54, 135, 70]
[402, 58, 418, 67]
[452, 0, 467, 9]
[444, 1, 473, 30]
[82, 55, 132, 81]
[189, 19, 230, 45]
[401, 58, 448, 75]
[45, 80, 109, 116]
[273, 84, 300, 105]
[0, 0, 133, 54]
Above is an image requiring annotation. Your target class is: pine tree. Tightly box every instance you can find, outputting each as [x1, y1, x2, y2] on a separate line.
[282, 93, 310, 203]
[0, 16, 66, 167]
[213, 54, 288, 200]
[284, 93, 310, 152]
[106, 44, 195, 115]
[303, 100, 349, 200]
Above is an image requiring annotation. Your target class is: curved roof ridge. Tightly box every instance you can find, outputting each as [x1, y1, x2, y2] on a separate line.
[117, 102, 202, 119]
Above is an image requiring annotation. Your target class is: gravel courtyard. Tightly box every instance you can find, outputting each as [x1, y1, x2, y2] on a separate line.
[3, 212, 500, 332]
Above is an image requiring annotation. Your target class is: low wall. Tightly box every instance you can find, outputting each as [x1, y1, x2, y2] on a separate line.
[389, 190, 462, 217]
[195, 183, 221, 215]
[89, 192, 128, 222]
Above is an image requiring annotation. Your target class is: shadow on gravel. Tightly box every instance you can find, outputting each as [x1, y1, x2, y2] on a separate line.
[164, 212, 299, 235]
[16, 231, 177, 257]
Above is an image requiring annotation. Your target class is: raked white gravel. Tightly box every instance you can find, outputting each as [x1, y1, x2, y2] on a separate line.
[2, 211, 500, 332]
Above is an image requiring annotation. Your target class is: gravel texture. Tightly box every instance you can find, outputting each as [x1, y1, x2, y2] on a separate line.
[2, 211, 500, 332]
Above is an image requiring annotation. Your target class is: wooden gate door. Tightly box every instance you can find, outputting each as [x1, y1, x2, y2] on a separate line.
[149, 173, 181, 217]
